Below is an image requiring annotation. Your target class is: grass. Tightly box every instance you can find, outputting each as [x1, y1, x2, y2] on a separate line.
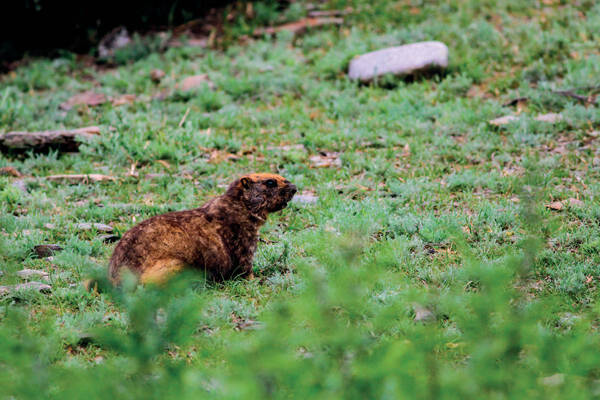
[1, 0, 600, 398]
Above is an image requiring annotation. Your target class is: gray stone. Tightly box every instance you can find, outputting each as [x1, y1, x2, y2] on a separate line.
[293, 191, 319, 205]
[535, 113, 563, 123]
[348, 41, 448, 82]
[34, 244, 63, 258]
[413, 303, 435, 323]
[17, 269, 49, 281]
[98, 234, 120, 243]
[0, 281, 52, 296]
[76, 222, 114, 232]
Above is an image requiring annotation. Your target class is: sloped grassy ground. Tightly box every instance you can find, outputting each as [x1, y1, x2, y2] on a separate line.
[2, 0, 600, 398]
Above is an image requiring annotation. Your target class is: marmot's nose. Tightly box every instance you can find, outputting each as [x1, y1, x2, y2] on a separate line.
[289, 184, 297, 194]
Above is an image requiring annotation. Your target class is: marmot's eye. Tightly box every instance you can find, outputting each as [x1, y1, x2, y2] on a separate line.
[265, 179, 277, 188]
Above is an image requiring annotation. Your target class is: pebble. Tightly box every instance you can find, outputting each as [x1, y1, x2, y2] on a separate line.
[178, 75, 215, 91]
[348, 41, 449, 82]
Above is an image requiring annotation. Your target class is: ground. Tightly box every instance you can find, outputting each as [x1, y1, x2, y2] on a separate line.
[1, 0, 600, 398]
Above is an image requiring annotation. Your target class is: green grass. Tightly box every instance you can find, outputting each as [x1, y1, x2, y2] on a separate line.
[2, 0, 600, 398]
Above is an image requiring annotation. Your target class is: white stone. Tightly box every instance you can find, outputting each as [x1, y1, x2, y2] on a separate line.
[348, 41, 449, 82]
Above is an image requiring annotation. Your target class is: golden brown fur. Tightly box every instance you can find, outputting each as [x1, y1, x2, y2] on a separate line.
[108, 173, 296, 285]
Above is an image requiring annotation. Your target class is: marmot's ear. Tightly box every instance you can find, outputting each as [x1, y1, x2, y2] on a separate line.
[240, 177, 251, 189]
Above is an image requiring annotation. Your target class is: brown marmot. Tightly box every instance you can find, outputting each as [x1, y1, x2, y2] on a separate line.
[108, 173, 296, 285]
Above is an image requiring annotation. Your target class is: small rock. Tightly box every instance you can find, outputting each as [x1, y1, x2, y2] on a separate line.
[0, 281, 52, 296]
[77, 333, 96, 347]
[558, 312, 580, 328]
[539, 373, 565, 387]
[177, 74, 215, 91]
[12, 179, 28, 194]
[44, 223, 56, 230]
[567, 198, 584, 207]
[76, 222, 114, 232]
[546, 201, 564, 211]
[489, 115, 519, 126]
[293, 191, 319, 205]
[98, 234, 120, 243]
[489, 113, 563, 126]
[111, 94, 136, 107]
[60, 91, 107, 110]
[16, 269, 49, 281]
[413, 304, 435, 322]
[33, 244, 63, 258]
[150, 69, 166, 83]
[0, 166, 22, 177]
[348, 41, 449, 82]
[535, 113, 563, 123]
[98, 27, 131, 59]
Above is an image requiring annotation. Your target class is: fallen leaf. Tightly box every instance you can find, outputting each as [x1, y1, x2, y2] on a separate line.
[267, 144, 306, 152]
[150, 69, 166, 83]
[546, 201, 564, 211]
[60, 91, 107, 110]
[208, 150, 240, 164]
[230, 312, 262, 331]
[177, 74, 214, 91]
[157, 160, 172, 169]
[401, 144, 410, 158]
[46, 174, 116, 184]
[254, 17, 343, 36]
[0, 166, 22, 177]
[309, 151, 341, 168]
[489, 115, 519, 126]
[111, 94, 136, 106]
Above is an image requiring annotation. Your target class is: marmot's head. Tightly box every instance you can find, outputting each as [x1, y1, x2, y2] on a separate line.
[227, 173, 297, 215]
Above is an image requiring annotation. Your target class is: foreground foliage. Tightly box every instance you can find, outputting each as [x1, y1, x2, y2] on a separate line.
[1, 0, 600, 398]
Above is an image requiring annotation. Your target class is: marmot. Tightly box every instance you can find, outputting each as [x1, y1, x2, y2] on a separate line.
[108, 173, 296, 285]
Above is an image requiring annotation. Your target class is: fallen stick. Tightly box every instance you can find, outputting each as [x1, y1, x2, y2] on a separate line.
[46, 174, 116, 183]
[551, 89, 596, 103]
[0, 126, 100, 152]
[504, 86, 600, 107]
